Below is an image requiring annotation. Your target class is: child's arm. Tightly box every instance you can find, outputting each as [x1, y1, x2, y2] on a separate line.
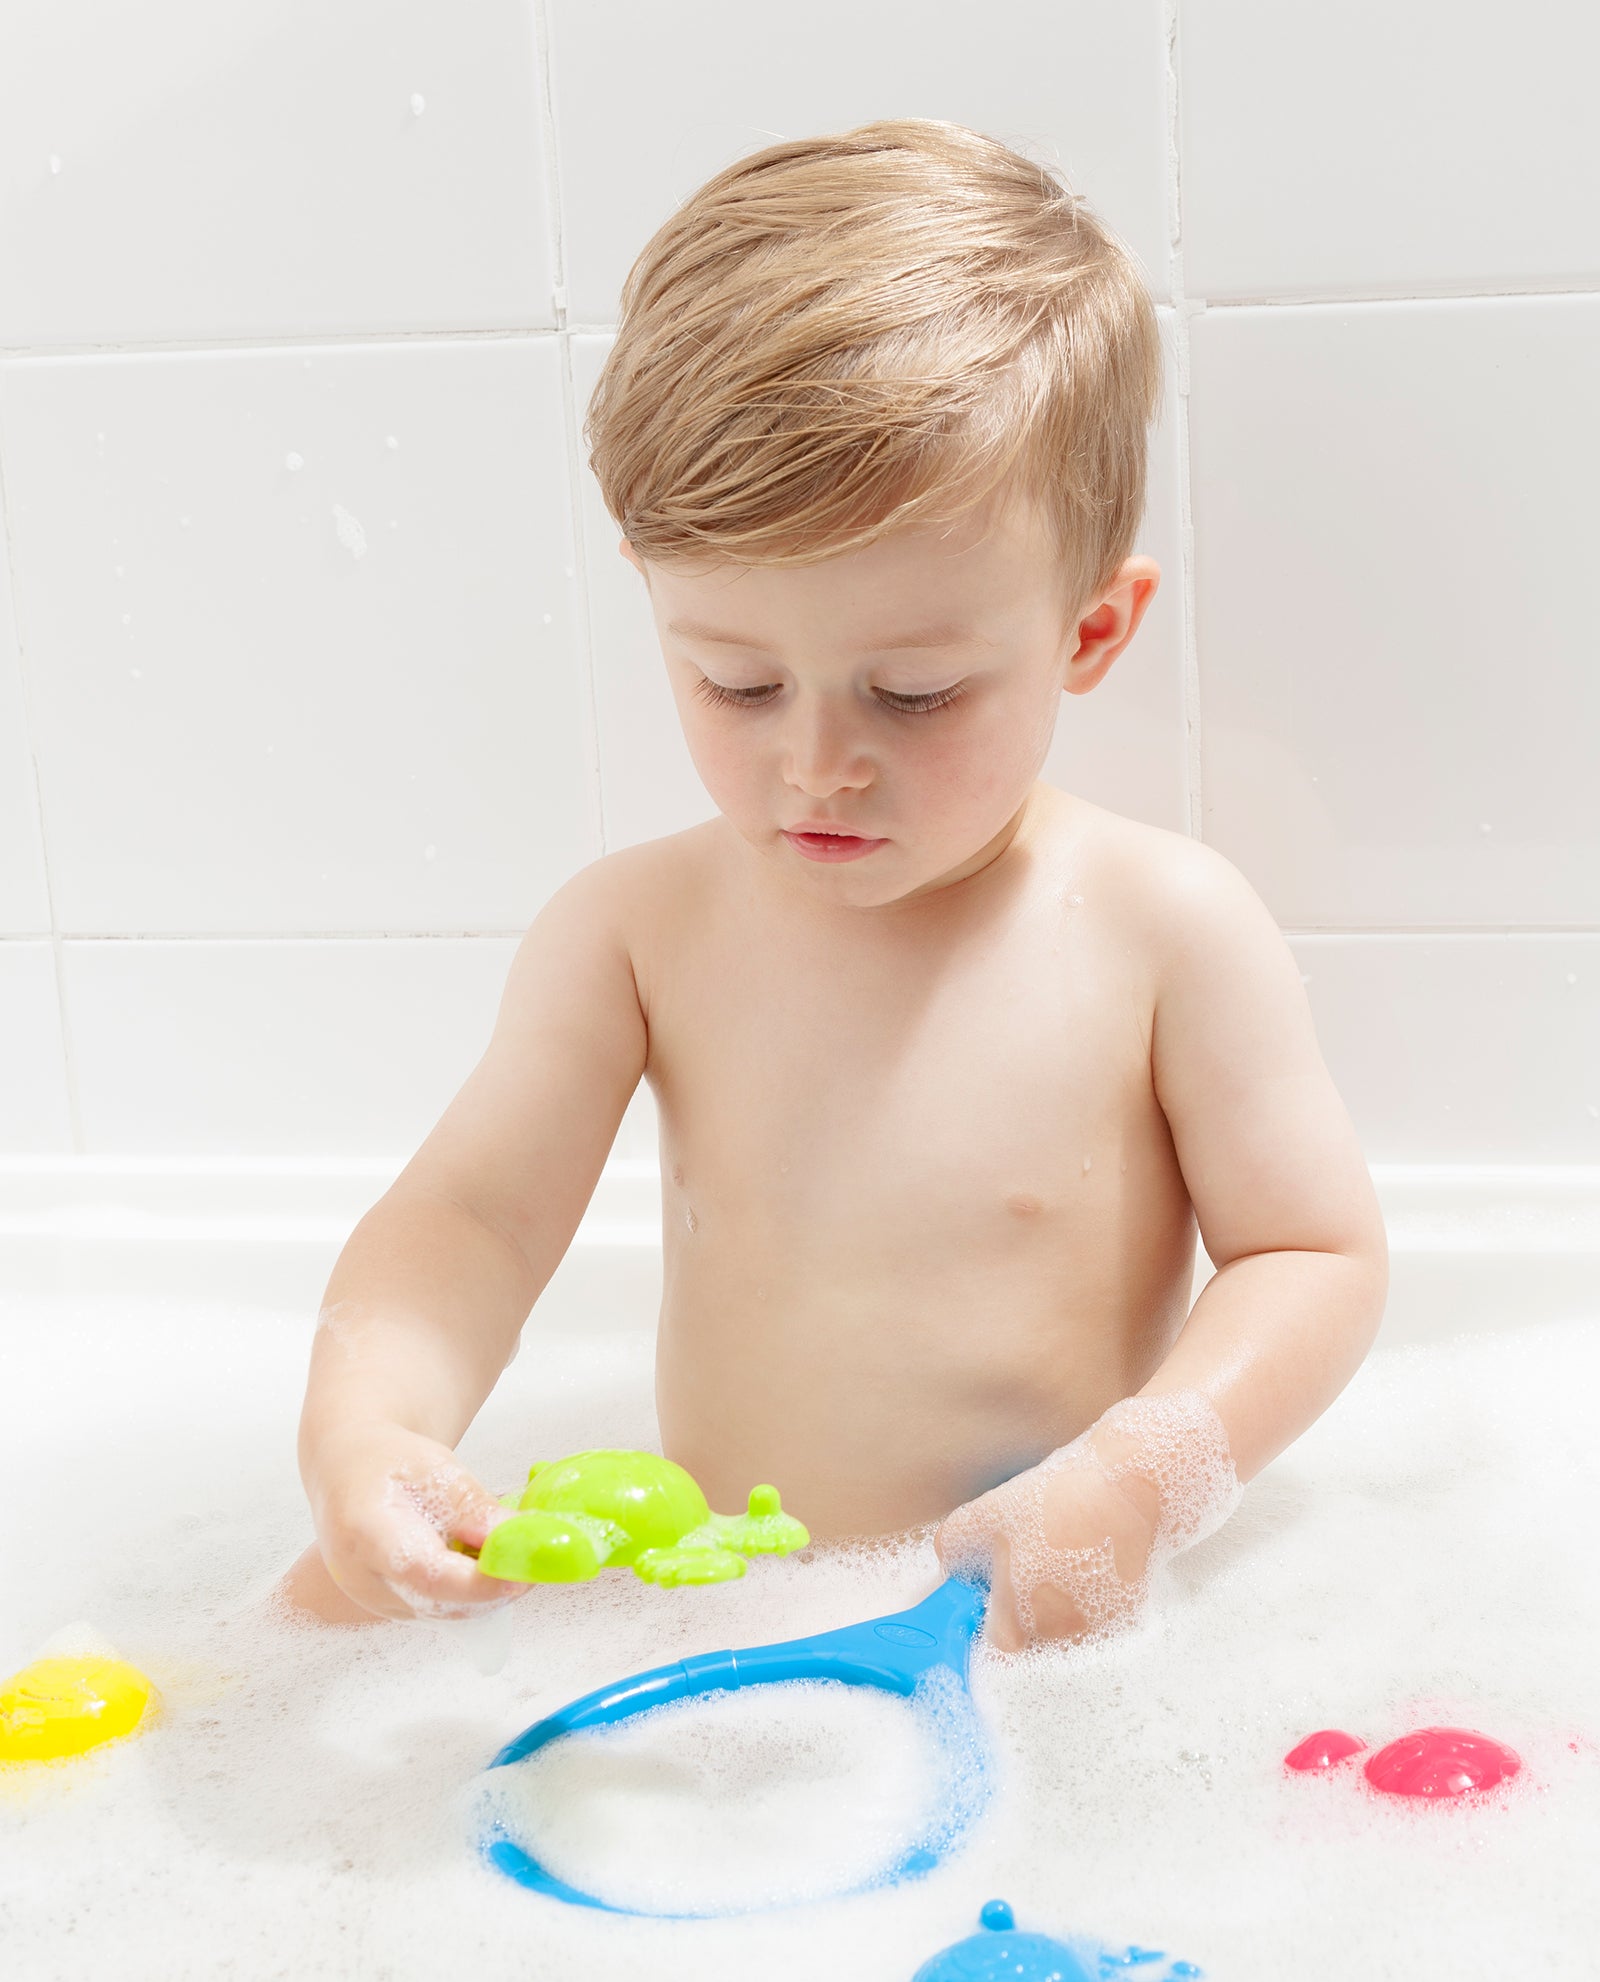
[938, 840, 1389, 1648]
[297, 856, 650, 1620]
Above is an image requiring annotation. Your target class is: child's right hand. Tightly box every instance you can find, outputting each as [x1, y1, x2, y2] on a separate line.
[302, 1422, 526, 1621]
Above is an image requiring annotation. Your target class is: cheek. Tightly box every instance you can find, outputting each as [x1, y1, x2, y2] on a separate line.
[929, 702, 1045, 803]
[675, 705, 758, 804]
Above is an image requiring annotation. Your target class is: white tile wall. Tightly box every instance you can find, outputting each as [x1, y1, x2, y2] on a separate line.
[1181, 0, 1600, 300]
[0, 0, 555, 345]
[0, 534, 49, 933]
[0, 944, 70, 1150]
[1292, 935, 1600, 1163]
[547, 0, 1173, 324]
[1041, 309, 1189, 838]
[571, 334, 717, 852]
[61, 938, 518, 1156]
[1, 338, 595, 935]
[1188, 297, 1600, 928]
[1, 1, 1594, 1166]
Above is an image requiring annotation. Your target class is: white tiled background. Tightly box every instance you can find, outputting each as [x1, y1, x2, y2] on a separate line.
[3, 0, 1597, 1171]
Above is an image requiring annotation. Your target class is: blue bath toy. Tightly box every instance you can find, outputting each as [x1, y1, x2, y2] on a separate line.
[912, 1903, 1204, 1982]
[913, 1899, 1097, 1981]
[478, 1575, 990, 1916]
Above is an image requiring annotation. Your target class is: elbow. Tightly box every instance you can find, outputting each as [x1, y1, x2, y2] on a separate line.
[1341, 1233, 1390, 1358]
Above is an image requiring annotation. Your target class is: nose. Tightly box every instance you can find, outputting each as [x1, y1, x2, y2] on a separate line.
[780, 691, 873, 799]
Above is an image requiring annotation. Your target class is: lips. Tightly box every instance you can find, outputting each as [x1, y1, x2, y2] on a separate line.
[787, 823, 866, 838]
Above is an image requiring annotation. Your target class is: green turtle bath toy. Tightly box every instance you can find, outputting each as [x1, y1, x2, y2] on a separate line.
[465, 1449, 809, 1589]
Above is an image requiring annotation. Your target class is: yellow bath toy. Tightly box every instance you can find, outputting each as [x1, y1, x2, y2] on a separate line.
[0, 1656, 157, 1762]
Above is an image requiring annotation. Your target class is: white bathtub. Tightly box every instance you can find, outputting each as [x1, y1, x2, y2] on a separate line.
[2, 1159, 1597, 1980]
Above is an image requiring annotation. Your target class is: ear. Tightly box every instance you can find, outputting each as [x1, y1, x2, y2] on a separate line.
[1063, 556, 1160, 696]
[618, 537, 643, 576]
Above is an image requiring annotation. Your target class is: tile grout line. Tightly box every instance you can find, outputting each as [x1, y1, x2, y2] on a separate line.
[533, 0, 607, 862]
[0, 384, 87, 1153]
[1164, 0, 1203, 842]
[2, 291, 1597, 368]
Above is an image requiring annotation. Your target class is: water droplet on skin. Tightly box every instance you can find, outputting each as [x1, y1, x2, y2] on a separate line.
[685, 1208, 698, 1234]
[410, 92, 426, 116]
[285, 451, 304, 472]
[1120, 1160, 1128, 1174]
[1082, 1155, 1092, 1173]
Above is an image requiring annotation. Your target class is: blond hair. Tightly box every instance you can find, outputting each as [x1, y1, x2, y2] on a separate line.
[585, 118, 1163, 623]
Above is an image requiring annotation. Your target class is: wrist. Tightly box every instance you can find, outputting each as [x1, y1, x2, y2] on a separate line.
[1076, 1388, 1243, 1557]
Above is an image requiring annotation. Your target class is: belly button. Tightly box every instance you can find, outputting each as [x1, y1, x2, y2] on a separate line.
[1005, 1191, 1043, 1218]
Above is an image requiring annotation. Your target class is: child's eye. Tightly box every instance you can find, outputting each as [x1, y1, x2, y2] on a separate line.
[692, 678, 966, 716]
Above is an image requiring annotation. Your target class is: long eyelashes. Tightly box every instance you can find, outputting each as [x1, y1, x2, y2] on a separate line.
[692, 678, 966, 717]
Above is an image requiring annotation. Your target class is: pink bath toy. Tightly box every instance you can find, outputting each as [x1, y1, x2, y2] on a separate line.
[1284, 1723, 1522, 1799]
[1283, 1729, 1366, 1773]
[1363, 1726, 1521, 1799]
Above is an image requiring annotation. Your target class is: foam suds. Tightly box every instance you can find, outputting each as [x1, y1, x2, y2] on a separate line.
[938, 1390, 1241, 1641]
[2, 1295, 1598, 1979]
[479, 1674, 982, 1913]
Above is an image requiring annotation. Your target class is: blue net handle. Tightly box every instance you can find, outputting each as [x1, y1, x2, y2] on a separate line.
[480, 1576, 990, 1914]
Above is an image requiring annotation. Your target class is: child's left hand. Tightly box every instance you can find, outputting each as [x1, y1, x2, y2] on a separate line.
[933, 1445, 1164, 1653]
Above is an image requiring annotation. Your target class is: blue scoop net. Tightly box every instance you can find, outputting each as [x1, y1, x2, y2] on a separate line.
[477, 1575, 991, 1917]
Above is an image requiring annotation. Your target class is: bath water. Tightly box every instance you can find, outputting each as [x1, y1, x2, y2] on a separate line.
[2, 1293, 1598, 1978]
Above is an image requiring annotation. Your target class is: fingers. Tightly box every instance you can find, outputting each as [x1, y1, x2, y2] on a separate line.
[981, 1535, 1029, 1654]
[937, 1501, 1101, 1651]
[934, 1494, 997, 1581]
[376, 1474, 525, 1619]
[312, 1458, 527, 1622]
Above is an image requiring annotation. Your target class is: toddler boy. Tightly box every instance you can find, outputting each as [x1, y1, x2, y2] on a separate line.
[286, 120, 1388, 1649]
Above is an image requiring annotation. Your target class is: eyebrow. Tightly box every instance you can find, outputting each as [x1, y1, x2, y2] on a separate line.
[665, 617, 994, 654]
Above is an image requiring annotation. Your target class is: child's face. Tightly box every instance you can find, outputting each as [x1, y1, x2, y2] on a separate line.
[621, 492, 1157, 910]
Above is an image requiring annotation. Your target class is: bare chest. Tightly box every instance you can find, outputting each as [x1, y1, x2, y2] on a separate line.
[627, 808, 1198, 1529]
[639, 818, 1185, 1300]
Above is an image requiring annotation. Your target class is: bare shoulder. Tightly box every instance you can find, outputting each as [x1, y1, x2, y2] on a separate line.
[563, 818, 724, 1008]
[1070, 800, 1283, 986]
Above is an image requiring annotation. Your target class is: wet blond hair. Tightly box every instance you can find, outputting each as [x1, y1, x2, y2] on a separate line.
[585, 118, 1163, 625]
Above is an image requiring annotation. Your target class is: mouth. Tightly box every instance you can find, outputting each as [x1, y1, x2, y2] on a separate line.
[781, 827, 887, 863]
